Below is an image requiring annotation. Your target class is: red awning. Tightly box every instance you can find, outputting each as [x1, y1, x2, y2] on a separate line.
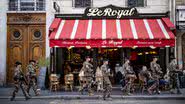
[49, 18, 175, 48]
[162, 18, 175, 29]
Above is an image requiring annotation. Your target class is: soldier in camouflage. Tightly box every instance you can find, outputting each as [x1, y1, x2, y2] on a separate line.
[168, 58, 182, 94]
[150, 57, 163, 94]
[80, 56, 94, 96]
[26, 60, 39, 96]
[101, 59, 112, 100]
[10, 62, 31, 101]
[123, 59, 136, 95]
[139, 66, 158, 95]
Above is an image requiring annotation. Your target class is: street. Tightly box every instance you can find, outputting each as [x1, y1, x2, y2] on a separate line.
[0, 99, 185, 104]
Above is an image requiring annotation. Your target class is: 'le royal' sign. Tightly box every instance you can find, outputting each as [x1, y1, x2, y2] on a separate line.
[83, 5, 138, 19]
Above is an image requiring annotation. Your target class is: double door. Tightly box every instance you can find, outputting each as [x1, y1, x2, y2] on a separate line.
[7, 25, 45, 84]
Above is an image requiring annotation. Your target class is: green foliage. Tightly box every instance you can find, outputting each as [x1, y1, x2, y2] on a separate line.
[38, 57, 50, 67]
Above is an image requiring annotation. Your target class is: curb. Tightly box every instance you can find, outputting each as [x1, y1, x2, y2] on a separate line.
[1, 95, 185, 100]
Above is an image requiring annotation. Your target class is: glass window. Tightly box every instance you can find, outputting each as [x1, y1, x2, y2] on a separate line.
[74, 0, 91, 8]
[9, 0, 18, 11]
[9, 0, 45, 11]
[128, 0, 145, 7]
[20, 0, 35, 11]
[36, 0, 45, 11]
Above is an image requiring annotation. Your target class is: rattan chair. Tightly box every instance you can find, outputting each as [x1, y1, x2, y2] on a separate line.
[49, 74, 60, 91]
[65, 74, 74, 91]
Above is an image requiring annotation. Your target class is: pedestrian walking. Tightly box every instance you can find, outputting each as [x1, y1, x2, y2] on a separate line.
[10, 62, 31, 101]
[123, 59, 136, 95]
[139, 66, 158, 95]
[95, 66, 103, 92]
[79, 56, 94, 96]
[150, 56, 163, 94]
[26, 60, 40, 96]
[168, 58, 182, 94]
[101, 59, 112, 100]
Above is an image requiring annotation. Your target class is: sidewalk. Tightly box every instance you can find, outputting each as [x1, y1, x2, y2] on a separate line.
[0, 87, 185, 100]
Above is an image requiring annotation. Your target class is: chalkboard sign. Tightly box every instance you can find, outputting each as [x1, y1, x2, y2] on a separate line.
[38, 67, 47, 89]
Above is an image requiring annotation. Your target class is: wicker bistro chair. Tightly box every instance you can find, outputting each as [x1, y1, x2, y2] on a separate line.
[49, 74, 60, 91]
[65, 74, 74, 91]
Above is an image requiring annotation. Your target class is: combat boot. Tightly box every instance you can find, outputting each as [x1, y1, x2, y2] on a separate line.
[10, 96, 15, 101]
[88, 92, 94, 96]
[177, 90, 182, 94]
[25, 96, 31, 100]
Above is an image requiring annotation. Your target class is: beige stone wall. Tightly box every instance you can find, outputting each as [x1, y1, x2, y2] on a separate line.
[176, 0, 185, 5]
[53, 0, 171, 14]
[176, 0, 185, 69]
[0, 0, 8, 86]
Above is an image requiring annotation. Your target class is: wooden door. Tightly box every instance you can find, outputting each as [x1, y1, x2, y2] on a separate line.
[7, 25, 28, 83]
[7, 25, 46, 84]
[28, 25, 45, 61]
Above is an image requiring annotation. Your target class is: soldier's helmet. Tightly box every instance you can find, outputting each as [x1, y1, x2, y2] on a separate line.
[15, 61, 22, 66]
[103, 59, 109, 62]
[85, 56, 90, 59]
[29, 60, 36, 63]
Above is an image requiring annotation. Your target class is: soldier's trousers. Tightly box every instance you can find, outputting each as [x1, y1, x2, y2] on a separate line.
[12, 80, 29, 98]
[103, 80, 112, 98]
[27, 77, 39, 95]
[86, 77, 93, 94]
[80, 77, 93, 94]
[125, 75, 136, 93]
[169, 73, 180, 92]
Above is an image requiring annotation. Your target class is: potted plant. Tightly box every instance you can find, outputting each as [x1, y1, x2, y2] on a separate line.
[38, 57, 50, 68]
[38, 57, 50, 90]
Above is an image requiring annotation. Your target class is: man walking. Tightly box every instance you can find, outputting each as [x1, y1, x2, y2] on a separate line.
[150, 56, 163, 94]
[101, 59, 112, 100]
[168, 58, 182, 94]
[123, 59, 136, 95]
[10, 62, 30, 101]
[80, 56, 94, 96]
[26, 60, 39, 96]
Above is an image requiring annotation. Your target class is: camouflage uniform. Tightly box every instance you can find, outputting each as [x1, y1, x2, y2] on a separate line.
[123, 63, 136, 94]
[150, 61, 163, 94]
[101, 64, 112, 100]
[82, 61, 94, 95]
[139, 67, 158, 94]
[11, 66, 30, 101]
[27, 64, 39, 96]
[168, 60, 181, 94]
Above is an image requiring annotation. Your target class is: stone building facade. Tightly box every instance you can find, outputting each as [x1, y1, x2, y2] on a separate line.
[175, 0, 185, 69]
[0, 0, 178, 85]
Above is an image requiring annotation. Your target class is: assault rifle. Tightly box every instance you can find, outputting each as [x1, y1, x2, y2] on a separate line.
[19, 68, 29, 85]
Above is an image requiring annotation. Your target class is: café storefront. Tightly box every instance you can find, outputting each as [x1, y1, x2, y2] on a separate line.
[49, 5, 176, 85]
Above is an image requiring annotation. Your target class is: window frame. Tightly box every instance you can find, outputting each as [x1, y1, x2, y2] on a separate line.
[8, 0, 45, 11]
[127, 0, 147, 8]
[72, 0, 93, 8]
